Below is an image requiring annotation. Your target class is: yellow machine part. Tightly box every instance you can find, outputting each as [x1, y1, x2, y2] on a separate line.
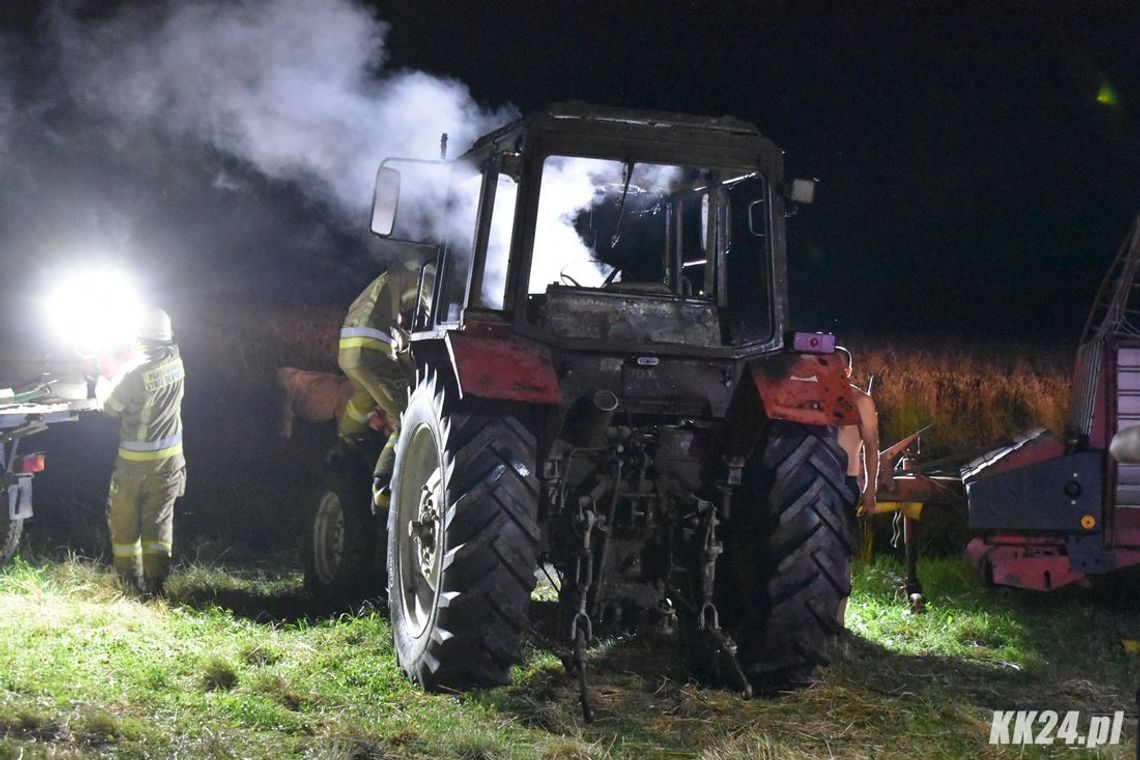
[873, 501, 925, 520]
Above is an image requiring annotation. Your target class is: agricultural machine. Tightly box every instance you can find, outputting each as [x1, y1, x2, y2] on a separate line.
[0, 379, 96, 567]
[965, 216, 1140, 590]
[308, 102, 865, 711]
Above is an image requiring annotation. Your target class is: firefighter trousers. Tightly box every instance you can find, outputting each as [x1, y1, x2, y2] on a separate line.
[107, 455, 186, 585]
[337, 346, 412, 442]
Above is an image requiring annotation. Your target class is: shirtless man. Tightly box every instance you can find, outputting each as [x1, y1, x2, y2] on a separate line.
[835, 346, 878, 627]
[836, 346, 879, 516]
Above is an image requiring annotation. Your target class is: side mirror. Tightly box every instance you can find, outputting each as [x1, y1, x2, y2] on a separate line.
[787, 178, 817, 205]
[371, 166, 401, 237]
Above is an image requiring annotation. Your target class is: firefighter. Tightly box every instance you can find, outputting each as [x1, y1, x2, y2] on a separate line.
[337, 259, 422, 504]
[101, 306, 186, 597]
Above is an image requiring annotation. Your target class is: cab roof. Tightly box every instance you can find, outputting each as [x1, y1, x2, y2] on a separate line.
[468, 101, 770, 155]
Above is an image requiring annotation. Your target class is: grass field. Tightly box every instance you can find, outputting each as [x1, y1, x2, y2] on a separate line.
[0, 553, 1134, 759]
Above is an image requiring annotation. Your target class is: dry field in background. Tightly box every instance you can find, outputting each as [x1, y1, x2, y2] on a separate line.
[183, 302, 1075, 460]
[833, 334, 1072, 458]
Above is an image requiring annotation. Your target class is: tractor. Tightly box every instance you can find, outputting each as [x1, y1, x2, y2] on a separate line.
[317, 102, 862, 709]
[965, 216, 1140, 590]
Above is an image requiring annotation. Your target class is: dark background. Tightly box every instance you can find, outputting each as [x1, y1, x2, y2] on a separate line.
[0, 0, 1138, 553]
[375, 1, 1140, 337]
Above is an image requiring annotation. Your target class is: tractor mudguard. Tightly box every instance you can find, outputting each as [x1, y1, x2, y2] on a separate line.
[748, 352, 859, 427]
[445, 332, 561, 404]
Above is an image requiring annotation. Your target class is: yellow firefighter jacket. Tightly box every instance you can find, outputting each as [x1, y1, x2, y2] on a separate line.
[339, 262, 422, 366]
[103, 345, 186, 465]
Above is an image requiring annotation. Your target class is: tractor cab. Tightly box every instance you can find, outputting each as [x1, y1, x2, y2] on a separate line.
[374, 103, 815, 360]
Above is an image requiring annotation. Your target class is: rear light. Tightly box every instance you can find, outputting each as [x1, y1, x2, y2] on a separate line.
[15, 454, 45, 474]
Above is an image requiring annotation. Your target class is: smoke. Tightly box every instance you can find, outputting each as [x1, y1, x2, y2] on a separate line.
[52, 0, 515, 224]
[528, 157, 684, 292]
[475, 157, 664, 305]
[3, 0, 694, 339]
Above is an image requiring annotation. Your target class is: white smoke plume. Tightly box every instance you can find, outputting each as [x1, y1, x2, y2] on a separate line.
[42, 0, 693, 309]
[51, 0, 515, 225]
[528, 157, 684, 292]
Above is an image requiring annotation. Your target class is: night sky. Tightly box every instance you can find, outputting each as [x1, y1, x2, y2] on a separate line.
[2, 0, 1139, 342]
[374, 1, 1140, 338]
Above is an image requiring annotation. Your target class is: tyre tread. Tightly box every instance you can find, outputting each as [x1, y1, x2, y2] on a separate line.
[390, 375, 539, 691]
[729, 420, 854, 686]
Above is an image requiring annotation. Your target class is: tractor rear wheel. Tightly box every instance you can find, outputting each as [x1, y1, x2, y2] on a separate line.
[302, 461, 381, 598]
[387, 372, 540, 690]
[724, 420, 854, 690]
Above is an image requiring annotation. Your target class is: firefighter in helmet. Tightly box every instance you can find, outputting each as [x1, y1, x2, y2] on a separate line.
[101, 306, 186, 596]
[337, 259, 422, 504]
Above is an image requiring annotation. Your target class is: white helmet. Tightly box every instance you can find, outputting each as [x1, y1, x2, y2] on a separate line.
[137, 306, 173, 343]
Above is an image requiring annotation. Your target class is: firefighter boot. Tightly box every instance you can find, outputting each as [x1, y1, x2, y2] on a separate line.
[372, 432, 398, 512]
[117, 571, 144, 597]
[141, 576, 167, 600]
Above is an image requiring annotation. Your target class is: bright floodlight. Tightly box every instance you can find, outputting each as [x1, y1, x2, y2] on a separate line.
[45, 267, 143, 354]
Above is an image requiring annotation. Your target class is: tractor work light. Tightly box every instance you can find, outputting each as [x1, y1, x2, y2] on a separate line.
[43, 266, 143, 356]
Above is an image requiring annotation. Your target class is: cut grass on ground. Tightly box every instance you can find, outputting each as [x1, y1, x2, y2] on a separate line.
[0, 554, 1135, 758]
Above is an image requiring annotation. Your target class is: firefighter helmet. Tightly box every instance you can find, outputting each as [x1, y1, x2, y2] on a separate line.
[137, 306, 174, 343]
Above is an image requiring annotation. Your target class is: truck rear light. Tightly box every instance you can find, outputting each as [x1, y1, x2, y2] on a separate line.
[790, 331, 836, 354]
[15, 454, 45, 474]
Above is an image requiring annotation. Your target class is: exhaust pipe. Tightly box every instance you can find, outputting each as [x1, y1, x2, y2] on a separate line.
[561, 390, 620, 448]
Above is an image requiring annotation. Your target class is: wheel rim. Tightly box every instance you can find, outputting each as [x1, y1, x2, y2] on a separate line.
[396, 422, 445, 639]
[313, 492, 345, 584]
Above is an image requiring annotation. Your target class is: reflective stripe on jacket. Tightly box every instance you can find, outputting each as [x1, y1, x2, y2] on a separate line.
[338, 325, 395, 353]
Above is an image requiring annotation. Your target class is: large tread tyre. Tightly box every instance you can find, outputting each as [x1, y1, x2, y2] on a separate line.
[725, 420, 854, 690]
[388, 372, 540, 690]
[302, 461, 381, 598]
[0, 516, 23, 568]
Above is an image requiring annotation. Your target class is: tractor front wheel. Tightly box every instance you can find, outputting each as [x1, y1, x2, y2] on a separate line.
[302, 461, 381, 598]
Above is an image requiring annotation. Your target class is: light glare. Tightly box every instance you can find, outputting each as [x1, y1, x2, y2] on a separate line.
[45, 267, 143, 354]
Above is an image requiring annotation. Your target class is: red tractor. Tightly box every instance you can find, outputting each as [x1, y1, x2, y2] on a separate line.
[340, 103, 860, 709]
[965, 216, 1140, 590]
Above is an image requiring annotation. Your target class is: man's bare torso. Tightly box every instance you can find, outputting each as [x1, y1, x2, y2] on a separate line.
[839, 386, 876, 478]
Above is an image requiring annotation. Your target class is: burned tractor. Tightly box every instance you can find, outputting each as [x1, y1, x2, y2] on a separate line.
[366, 103, 858, 704]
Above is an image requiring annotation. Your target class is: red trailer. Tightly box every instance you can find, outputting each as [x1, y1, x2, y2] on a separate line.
[966, 216, 1140, 590]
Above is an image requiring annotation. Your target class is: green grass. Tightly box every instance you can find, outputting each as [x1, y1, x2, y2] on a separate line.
[0, 554, 1134, 758]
